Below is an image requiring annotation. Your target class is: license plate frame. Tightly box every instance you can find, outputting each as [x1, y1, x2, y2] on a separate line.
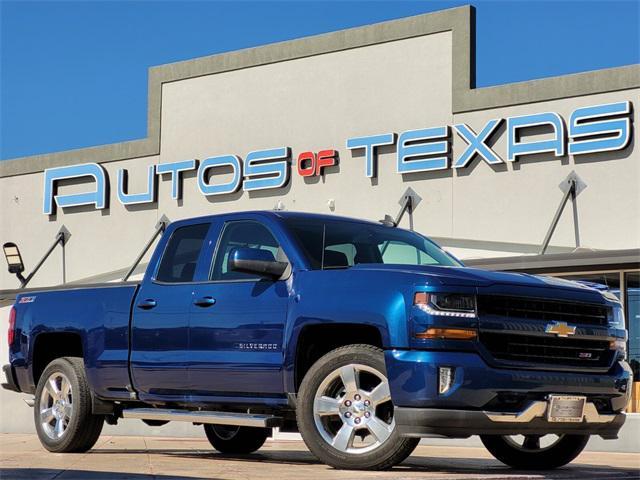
[547, 395, 586, 423]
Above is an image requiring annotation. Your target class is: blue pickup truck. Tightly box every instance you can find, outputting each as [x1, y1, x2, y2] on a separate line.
[2, 211, 632, 470]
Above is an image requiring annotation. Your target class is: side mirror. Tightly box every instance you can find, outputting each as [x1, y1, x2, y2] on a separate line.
[3, 242, 25, 276]
[228, 247, 288, 279]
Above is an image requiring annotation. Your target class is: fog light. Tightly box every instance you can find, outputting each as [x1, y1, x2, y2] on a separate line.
[438, 367, 455, 394]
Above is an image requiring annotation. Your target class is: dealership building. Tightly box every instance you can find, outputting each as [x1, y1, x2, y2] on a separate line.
[1, 6, 639, 435]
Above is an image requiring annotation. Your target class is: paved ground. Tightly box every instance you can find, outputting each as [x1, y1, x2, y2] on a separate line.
[1, 434, 638, 480]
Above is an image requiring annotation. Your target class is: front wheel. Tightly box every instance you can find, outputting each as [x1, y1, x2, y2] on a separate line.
[480, 434, 589, 469]
[297, 344, 419, 470]
[204, 424, 270, 454]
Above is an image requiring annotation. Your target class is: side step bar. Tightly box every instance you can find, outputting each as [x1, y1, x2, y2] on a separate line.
[122, 408, 283, 428]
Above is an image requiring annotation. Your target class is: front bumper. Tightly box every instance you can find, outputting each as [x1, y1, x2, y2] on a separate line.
[395, 403, 626, 439]
[385, 349, 631, 438]
[386, 350, 631, 410]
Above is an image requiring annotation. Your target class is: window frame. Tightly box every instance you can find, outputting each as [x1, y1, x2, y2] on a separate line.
[208, 219, 289, 283]
[152, 222, 213, 285]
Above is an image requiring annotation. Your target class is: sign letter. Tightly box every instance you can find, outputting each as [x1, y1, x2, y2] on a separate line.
[568, 101, 632, 155]
[243, 147, 291, 192]
[397, 127, 449, 174]
[117, 165, 156, 206]
[156, 160, 198, 200]
[43, 163, 108, 215]
[198, 155, 242, 196]
[507, 112, 565, 161]
[346, 133, 396, 178]
[453, 120, 503, 168]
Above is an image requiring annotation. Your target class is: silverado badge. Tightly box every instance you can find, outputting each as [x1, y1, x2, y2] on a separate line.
[545, 321, 576, 337]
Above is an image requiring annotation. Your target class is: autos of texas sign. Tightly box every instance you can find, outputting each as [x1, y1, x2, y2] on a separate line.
[42, 101, 633, 215]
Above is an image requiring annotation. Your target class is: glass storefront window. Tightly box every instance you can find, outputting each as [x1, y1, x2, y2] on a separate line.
[625, 272, 640, 378]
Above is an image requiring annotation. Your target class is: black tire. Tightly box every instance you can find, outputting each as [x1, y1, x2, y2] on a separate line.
[480, 434, 589, 469]
[297, 344, 419, 470]
[204, 424, 270, 454]
[34, 357, 104, 453]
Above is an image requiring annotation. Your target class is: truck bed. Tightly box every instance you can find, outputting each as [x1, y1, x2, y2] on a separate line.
[11, 282, 140, 398]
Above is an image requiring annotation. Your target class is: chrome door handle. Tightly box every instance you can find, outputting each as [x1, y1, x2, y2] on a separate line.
[194, 296, 216, 307]
[137, 299, 157, 310]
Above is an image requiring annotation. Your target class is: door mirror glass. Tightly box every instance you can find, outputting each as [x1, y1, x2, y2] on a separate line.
[228, 247, 287, 279]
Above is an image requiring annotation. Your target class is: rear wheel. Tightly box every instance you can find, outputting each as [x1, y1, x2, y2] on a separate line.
[480, 434, 589, 469]
[204, 424, 270, 454]
[34, 357, 104, 453]
[297, 344, 419, 470]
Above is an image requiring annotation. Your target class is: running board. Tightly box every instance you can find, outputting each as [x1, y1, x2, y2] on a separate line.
[122, 408, 283, 428]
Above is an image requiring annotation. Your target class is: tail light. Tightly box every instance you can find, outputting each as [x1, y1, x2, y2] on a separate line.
[8, 306, 16, 346]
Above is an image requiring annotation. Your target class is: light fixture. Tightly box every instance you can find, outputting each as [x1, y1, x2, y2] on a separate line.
[3, 242, 24, 275]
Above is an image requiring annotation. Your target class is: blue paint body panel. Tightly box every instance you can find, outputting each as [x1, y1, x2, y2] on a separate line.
[6, 211, 629, 422]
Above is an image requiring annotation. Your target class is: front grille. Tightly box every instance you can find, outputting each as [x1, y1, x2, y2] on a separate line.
[480, 332, 614, 370]
[477, 295, 609, 326]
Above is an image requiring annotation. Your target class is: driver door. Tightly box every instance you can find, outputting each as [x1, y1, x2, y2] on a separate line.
[189, 220, 290, 398]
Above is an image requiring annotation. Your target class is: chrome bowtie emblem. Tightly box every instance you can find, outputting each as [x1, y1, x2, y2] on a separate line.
[545, 321, 576, 337]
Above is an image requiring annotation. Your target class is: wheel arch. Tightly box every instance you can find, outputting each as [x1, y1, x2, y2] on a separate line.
[289, 322, 385, 393]
[31, 331, 84, 388]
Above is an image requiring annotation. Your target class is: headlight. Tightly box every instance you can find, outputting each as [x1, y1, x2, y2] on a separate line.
[601, 290, 621, 303]
[610, 306, 626, 329]
[414, 292, 476, 318]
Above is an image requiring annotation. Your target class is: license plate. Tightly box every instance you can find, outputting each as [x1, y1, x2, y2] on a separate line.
[547, 395, 586, 422]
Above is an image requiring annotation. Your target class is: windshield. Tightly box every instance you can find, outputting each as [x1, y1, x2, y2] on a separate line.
[284, 218, 462, 270]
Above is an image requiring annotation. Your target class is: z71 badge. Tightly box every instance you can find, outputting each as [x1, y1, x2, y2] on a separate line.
[19, 296, 36, 304]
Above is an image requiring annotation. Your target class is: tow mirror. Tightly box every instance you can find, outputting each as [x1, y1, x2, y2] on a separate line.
[228, 247, 287, 279]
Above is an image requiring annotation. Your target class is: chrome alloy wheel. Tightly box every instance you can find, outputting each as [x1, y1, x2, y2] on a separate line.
[503, 434, 564, 452]
[210, 424, 241, 440]
[313, 363, 394, 454]
[39, 372, 73, 440]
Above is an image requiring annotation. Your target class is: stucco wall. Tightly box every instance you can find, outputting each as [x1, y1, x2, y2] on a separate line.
[1, 28, 637, 289]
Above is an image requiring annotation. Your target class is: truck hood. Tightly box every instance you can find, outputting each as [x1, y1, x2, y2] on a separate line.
[350, 264, 597, 292]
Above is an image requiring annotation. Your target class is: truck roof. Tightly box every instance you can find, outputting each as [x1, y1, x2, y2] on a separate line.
[172, 210, 382, 227]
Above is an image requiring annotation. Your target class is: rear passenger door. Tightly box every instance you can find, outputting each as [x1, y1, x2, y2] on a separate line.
[130, 222, 211, 400]
[189, 220, 290, 398]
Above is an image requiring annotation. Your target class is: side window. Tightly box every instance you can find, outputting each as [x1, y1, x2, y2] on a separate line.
[211, 221, 283, 281]
[379, 241, 439, 265]
[156, 223, 210, 283]
[324, 244, 356, 268]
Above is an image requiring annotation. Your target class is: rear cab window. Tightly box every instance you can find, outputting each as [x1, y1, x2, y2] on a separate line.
[155, 223, 211, 283]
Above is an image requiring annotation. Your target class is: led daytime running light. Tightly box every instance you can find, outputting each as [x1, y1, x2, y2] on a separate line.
[416, 302, 476, 318]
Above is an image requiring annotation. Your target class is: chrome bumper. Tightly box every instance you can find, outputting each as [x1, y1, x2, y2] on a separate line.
[485, 401, 619, 424]
[395, 404, 625, 439]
